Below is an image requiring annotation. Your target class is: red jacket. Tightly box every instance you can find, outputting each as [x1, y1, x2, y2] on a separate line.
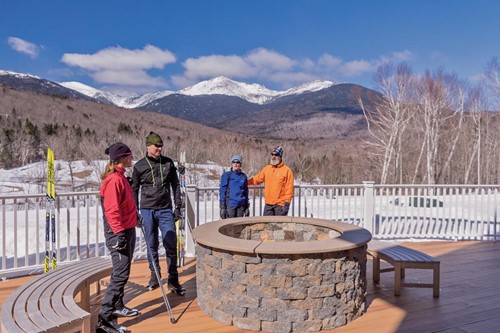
[100, 165, 137, 234]
[248, 162, 294, 206]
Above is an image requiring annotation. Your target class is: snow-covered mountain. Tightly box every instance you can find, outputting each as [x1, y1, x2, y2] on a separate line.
[280, 80, 335, 97]
[1, 69, 336, 108]
[61, 76, 337, 108]
[59, 81, 175, 108]
[0, 70, 40, 80]
[0, 70, 97, 102]
[178, 76, 281, 104]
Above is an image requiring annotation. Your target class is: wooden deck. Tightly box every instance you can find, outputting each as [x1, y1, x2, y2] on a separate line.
[1, 241, 500, 333]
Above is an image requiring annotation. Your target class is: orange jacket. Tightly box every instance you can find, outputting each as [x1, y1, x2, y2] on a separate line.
[248, 162, 294, 206]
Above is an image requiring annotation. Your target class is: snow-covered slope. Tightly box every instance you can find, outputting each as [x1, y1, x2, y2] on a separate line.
[59, 81, 176, 108]
[0, 70, 40, 80]
[280, 80, 335, 97]
[0, 160, 225, 195]
[179, 76, 281, 104]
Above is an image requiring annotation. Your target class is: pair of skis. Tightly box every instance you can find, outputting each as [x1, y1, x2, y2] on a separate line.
[176, 151, 186, 267]
[44, 148, 56, 273]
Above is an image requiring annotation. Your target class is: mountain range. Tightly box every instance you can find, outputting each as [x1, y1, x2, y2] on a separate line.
[0, 70, 381, 140]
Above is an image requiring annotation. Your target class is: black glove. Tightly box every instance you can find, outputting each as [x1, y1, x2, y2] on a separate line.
[174, 207, 181, 220]
[282, 202, 290, 216]
[112, 232, 127, 251]
[220, 208, 228, 219]
[178, 164, 186, 175]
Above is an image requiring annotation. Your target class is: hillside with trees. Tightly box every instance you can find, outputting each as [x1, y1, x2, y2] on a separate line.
[0, 85, 369, 185]
[2, 57, 500, 186]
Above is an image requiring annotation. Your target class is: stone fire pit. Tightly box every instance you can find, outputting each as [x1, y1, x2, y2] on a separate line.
[192, 216, 372, 332]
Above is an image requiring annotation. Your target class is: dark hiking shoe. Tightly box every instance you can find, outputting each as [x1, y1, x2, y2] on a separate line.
[96, 316, 127, 333]
[168, 276, 186, 295]
[113, 306, 139, 317]
[146, 271, 161, 291]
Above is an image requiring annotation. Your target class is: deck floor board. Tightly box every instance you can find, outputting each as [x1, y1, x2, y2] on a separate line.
[1, 240, 499, 333]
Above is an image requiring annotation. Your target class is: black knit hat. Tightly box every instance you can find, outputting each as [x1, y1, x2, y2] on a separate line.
[105, 142, 132, 162]
[146, 132, 163, 146]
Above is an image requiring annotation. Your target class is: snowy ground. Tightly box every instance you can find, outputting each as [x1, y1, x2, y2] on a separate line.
[1, 161, 499, 276]
[0, 159, 226, 195]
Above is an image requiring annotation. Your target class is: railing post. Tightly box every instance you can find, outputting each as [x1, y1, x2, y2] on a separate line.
[297, 185, 301, 217]
[185, 185, 198, 258]
[363, 181, 375, 235]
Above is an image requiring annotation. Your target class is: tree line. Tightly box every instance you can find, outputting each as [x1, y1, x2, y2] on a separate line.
[360, 57, 500, 184]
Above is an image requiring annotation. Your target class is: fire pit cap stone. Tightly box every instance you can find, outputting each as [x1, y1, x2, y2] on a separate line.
[192, 216, 372, 255]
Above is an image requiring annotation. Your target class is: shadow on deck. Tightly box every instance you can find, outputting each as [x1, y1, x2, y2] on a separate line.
[1, 241, 500, 333]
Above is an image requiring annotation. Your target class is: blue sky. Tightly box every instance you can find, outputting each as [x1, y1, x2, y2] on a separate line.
[1, 1, 499, 96]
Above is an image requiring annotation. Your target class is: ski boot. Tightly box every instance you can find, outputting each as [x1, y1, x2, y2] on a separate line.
[168, 276, 186, 295]
[96, 315, 127, 333]
[145, 271, 160, 291]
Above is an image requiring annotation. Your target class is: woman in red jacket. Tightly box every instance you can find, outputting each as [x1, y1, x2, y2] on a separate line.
[97, 142, 138, 333]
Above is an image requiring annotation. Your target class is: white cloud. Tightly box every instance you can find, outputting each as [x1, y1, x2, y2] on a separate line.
[377, 50, 414, 67]
[7, 37, 39, 58]
[246, 48, 296, 71]
[338, 60, 373, 77]
[174, 48, 409, 88]
[58, 44, 416, 91]
[182, 55, 254, 80]
[178, 48, 312, 87]
[318, 54, 343, 68]
[61, 45, 175, 89]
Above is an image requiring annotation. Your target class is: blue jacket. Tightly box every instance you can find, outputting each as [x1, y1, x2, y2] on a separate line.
[219, 170, 249, 209]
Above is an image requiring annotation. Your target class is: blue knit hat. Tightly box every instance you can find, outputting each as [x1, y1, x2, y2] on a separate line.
[271, 146, 283, 157]
[231, 155, 242, 163]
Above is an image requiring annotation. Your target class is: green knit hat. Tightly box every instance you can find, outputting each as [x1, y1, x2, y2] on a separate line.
[146, 132, 163, 146]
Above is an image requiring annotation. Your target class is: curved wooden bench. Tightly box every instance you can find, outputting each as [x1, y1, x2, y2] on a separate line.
[367, 240, 440, 298]
[1, 257, 112, 333]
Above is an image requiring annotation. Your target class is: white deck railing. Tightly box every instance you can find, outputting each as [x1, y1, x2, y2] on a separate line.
[1, 183, 499, 276]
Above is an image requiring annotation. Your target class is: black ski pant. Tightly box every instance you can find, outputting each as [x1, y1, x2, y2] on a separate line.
[263, 204, 289, 216]
[100, 227, 136, 321]
[227, 206, 246, 218]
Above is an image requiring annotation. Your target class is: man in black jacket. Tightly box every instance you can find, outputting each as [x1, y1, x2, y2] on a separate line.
[131, 132, 185, 294]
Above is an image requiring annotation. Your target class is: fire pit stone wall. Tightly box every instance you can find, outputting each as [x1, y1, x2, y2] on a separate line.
[192, 216, 372, 332]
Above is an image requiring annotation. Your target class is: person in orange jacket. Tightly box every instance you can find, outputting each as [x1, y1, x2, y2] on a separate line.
[248, 146, 294, 216]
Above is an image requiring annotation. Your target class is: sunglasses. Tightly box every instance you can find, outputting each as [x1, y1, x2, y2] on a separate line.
[232, 161, 241, 164]
[271, 153, 280, 156]
[154, 144, 163, 148]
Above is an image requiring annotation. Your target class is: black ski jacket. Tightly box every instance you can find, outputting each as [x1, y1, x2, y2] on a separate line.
[131, 154, 182, 210]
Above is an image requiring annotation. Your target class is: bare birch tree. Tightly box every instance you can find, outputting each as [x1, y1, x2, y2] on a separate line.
[411, 69, 465, 184]
[360, 62, 414, 184]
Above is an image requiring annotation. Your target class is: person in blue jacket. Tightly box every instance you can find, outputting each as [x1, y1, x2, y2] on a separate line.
[219, 155, 250, 219]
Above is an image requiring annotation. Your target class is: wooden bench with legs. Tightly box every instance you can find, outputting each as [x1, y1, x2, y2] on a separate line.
[1, 257, 112, 333]
[367, 240, 440, 298]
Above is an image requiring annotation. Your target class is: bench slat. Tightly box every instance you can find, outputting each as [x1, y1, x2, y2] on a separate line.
[38, 259, 103, 328]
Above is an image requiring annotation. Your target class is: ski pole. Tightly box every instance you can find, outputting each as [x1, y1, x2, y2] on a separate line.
[138, 216, 177, 324]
